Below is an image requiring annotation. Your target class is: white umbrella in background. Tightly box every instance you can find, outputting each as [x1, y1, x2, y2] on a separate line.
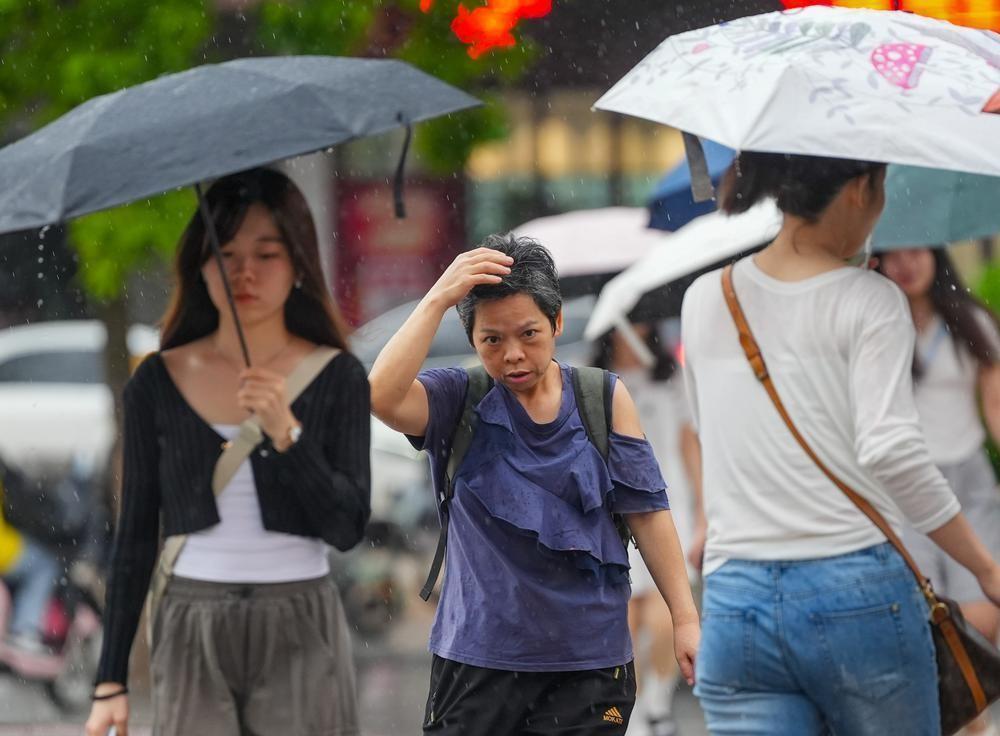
[511, 207, 670, 282]
[512, 207, 674, 365]
[584, 202, 782, 341]
[595, 6, 1000, 214]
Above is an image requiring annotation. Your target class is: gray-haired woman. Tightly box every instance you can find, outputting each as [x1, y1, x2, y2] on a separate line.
[370, 235, 699, 735]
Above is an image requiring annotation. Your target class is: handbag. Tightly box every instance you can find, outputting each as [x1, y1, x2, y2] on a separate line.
[143, 346, 340, 642]
[720, 265, 1000, 735]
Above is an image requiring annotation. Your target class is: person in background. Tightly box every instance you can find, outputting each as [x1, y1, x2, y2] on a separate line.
[0, 461, 60, 655]
[370, 235, 699, 735]
[880, 247, 1000, 736]
[592, 323, 701, 736]
[682, 151, 1000, 735]
[85, 168, 370, 736]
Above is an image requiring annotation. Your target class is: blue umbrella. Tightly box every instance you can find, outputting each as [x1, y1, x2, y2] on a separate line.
[873, 165, 1000, 250]
[647, 139, 734, 232]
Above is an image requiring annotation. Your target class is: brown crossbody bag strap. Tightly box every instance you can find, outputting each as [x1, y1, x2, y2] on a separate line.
[720, 264, 987, 713]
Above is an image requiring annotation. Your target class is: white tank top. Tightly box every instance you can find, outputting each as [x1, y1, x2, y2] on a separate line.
[173, 424, 330, 583]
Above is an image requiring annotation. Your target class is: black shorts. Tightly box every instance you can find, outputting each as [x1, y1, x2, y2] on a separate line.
[423, 655, 636, 735]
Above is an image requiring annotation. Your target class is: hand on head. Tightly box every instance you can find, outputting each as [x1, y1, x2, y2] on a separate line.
[426, 248, 513, 309]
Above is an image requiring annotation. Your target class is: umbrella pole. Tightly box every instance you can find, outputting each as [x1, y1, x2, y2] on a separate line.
[194, 183, 252, 367]
[613, 316, 656, 369]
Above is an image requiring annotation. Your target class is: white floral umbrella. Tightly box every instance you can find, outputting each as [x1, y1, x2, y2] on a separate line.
[595, 6, 1000, 177]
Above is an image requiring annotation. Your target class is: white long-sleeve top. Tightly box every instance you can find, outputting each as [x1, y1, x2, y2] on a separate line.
[681, 258, 960, 575]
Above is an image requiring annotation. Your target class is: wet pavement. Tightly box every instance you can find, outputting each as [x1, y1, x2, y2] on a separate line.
[0, 597, 709, 735]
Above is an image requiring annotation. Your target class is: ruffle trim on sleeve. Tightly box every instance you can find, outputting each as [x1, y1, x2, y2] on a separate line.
[456, 388, 632, 585]
[606, 432, 669, 513]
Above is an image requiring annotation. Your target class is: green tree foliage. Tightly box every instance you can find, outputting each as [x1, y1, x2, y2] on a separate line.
[975, 260, 1000, 316]
[72, 192, 194, 300]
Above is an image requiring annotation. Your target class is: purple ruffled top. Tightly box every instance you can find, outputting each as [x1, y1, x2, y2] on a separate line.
[410, 363, 670, 672]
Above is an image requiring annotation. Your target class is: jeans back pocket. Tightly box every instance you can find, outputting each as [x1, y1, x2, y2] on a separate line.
[811, 602, 909, 701]
[697, 609, 757, 693]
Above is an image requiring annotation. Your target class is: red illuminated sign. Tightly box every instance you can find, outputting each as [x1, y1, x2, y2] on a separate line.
[780, 1, 1000, 31]
[421, 0, 554, 58]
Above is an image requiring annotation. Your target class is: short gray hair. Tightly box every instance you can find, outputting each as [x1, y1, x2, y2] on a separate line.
[456, 233, 562, 343]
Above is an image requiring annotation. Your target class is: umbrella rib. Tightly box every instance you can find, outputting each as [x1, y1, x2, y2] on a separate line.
[739, 65, 795, 155]
[26, 93, 124, 225]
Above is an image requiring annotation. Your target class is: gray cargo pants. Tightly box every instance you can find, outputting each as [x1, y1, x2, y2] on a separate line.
[150, 575, 359, 736]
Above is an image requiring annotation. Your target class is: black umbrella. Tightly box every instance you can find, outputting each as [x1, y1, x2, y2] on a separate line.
[0, 56, 480, 364]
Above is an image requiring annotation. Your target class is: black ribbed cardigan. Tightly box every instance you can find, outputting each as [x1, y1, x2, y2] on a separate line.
[95, 350, 371, 685]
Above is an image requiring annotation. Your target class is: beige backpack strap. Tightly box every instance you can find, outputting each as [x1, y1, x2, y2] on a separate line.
[211, 346, 340, 493]
[145, 345, 341, 643]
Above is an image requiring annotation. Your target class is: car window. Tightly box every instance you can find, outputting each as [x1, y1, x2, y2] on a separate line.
[0, 350, 104, 383]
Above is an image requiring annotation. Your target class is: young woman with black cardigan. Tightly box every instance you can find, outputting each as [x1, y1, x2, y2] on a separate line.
[85, 168, 370, 736]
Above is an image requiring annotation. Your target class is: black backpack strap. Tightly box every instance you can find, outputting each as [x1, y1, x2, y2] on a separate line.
[571, 366, 611, 460]
[419, 365, 493, 601]
[571, 367, 634, 550]
[445, 365, 492, 491]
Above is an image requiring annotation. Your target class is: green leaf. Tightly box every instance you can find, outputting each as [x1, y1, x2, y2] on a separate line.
[70, 190, 194, 302]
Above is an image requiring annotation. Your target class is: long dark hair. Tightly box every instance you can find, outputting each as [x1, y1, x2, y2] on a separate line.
[719, 151, 885, 220]
[884, 249, 1000, 380]
[591, 324, 677, 383]
[160, 168, 350, 351]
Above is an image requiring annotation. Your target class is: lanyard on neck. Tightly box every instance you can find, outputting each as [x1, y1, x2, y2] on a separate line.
[920, 319, 949, 369]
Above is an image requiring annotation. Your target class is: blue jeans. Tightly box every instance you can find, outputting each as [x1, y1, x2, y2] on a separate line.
[695, 543, 939, 736]
[3, 537, 59, 637]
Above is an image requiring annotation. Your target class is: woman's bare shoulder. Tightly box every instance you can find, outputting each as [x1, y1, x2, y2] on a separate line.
[288, 335, 320, 360]
[160, 338, 214, 379]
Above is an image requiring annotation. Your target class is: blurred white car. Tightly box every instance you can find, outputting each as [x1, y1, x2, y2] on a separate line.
[0, 320, 158, 475]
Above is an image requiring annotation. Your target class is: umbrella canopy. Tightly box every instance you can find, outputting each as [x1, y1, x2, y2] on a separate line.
[584, 202, 782, 340]
[595, 7, 1000, 177]
[648, 139, 735, 231]
[873, 164, 1000, 249]
[0, 55, 479, 366]
[0, 56, 480, 233]
[510, 207, 670, 288]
